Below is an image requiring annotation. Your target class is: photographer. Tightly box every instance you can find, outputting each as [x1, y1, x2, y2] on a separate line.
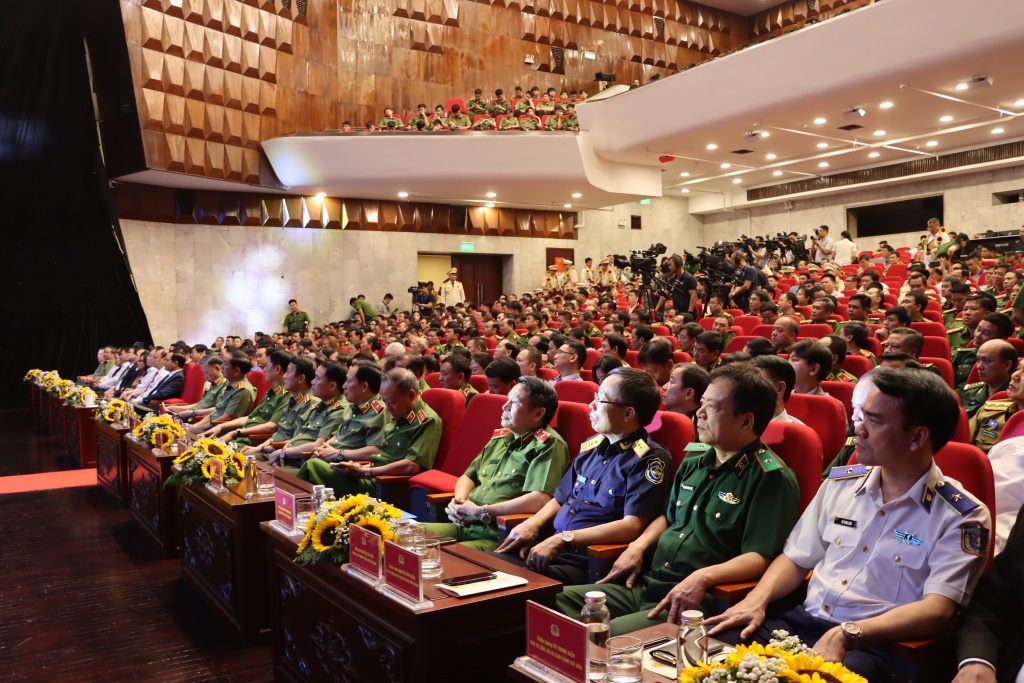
[729, 251, 759, 314]
[810, 225, 834, 264]
[414, 282, 435, 317]
[656, 253, 697, 320]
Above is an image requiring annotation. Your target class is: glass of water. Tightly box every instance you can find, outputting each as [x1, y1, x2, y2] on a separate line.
[256, 468, 275, 495]
[606, 635, 643, 683]
[419, 538, 443, 579]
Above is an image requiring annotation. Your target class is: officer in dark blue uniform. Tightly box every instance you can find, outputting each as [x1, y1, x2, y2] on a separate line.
[493, 368, 672, 585]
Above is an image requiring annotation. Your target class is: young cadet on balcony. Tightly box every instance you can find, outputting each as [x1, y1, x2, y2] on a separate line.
[556, 364, 799, 635]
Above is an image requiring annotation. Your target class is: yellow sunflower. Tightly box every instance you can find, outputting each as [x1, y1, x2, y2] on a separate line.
[311, 517, 343, 552]
[229, 452, 246, 474]
[334, 494, 369, 517]
[779, 653, 866, 683]
[200, 456, 224, 479]
[133, 424, 145, 437]
[679, 661, 716, 683]
[109, 399, 126, 410]
[173, 448, 196, 465]
[377, 502, 403, 520]
[198, 439, 227, 457]
[106, 408, 122, 422]
[297, 531, 312, 552]
[355, 514, 395, 541]
[152, 427, 175, 447]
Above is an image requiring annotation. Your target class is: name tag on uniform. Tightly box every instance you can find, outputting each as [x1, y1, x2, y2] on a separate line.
[681, 484, 694, 492]
[833, 517, 857, 529]
[576, 474, 588, 484]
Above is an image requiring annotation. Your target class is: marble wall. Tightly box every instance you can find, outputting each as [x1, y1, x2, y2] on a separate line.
[121, 195, 698, 344]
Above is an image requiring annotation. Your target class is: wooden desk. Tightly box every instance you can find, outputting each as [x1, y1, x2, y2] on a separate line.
[65, 405, 98, 467]
[126, 435, 180, 558]
[508, 622, 678, 683]
[264, 522, 562, 683]
[178, 468, 310, 645]
[47, 393, 64, 442]
[96, 420, 131, 507]
[30, 383, 41, 423]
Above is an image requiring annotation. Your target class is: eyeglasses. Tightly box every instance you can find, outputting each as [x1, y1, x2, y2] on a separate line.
[592, 395, 628, 407]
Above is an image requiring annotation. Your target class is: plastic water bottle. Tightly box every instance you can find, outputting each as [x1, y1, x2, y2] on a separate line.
[311, 484, 326, 511]
[677, 610, 708, 676]
[244, 454, 258, 499]
[581, 591, 610, 681]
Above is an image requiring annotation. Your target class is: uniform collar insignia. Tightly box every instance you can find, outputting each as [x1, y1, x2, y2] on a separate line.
[405, 411, 415, 424]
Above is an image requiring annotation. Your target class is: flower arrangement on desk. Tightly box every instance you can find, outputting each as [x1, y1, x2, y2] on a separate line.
[24, 369, 41, 382]
[63, 386, 97, 407]
[679, 631, 865, 683]
[97, 399, 129, 425]
[56, 379, 75, 399]
[295, 494, 402, 567]
[40, 371, 61, 393]
[165, 438, 245, 488]
[133, 413, 185, 448]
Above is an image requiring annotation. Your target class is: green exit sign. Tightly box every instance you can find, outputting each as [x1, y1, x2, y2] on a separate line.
[639, 198, 651, 205]
[460, 242, 475, 252]
[583, 51, 597, 60]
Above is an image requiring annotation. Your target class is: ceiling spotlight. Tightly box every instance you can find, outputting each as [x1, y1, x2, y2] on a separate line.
[315, 192, 326, 198]
[485, 203, 494, 208]
[760, 131, 770, 138]
[813, 117, 827, 124]
[721, 163, 731, 169]
[572, 193, 582, 198]
[958, 75, 993, 91]
[680, 172, 690, 177]
[818, 162, 829, 168]
[397, 192, 409, 198]
[874, 130, 886, 136]
[879, 101, 894, 109]
[564, 204, 572, 208]
[486, 192, 496, 198]
[765, 153, 777, 160]
[926, 140, 938, 147]
[816, 142, 828, 149]
[993, 127, 1005, 134]
[706, 143, 718, 150]
[773, 171, 783, 176]
[868, 152, 880, 158]
[732, 178, 742, 184]
[939, 115, 953, 123]
[744, 130, 771, 140]
[1015, 99, 1024, 107]
[843, 108, 866, 121]
[681, 189, 690, 193]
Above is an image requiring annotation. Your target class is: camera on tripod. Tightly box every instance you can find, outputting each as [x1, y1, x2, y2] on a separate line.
[612, 244, 670, 298]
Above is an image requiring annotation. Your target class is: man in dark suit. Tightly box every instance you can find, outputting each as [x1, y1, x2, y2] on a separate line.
[138, 353, 186, 409]
[953, 500, 1024, 683]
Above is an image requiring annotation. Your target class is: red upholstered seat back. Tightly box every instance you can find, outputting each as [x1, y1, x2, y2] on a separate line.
[761, 421, 824, 515]
[550, 402, 596, 458]
[841, 355, 872, 379]
[933, 442, 997, 565]
[177, 362, 206, 404]
[785, 393, 848, 462]
[647, 410, 696, 472]
[426, 392, 504, 480]
[820, 381, 855, 421]
[425, 372, 442, 389]
[247, 369, 270, 406]
[420, 388, 467, 471]
[468, 375, 489, 393]
[554, 380, 599, 405]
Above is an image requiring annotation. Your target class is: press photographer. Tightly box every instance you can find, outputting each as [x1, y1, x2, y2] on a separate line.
[655, 253, 698, 318]
[810, 224, 834, 264]
[410, 282, 435, 316]
[729, 250, 760, 313]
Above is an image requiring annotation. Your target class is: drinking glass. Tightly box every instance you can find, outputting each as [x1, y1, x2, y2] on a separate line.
[605, 636, 643, 683]
[256, 468, 275, 495]
[295, 497, 316, 527]
[419, 539, 443, 579]
[397, 521, 426, 550]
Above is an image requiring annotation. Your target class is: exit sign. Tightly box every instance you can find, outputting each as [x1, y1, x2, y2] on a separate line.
[460, 242, 475, 252]
[583, 51, 597, 60]
[639, 198, 651, 205]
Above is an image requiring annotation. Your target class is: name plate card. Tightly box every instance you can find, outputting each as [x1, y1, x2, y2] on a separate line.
[272, 488, 297, 534]
[383, 540, 423, 604]
[205, 457, 226, 493]
[348, 525, 382, 581]
[524, 601, 589, 683]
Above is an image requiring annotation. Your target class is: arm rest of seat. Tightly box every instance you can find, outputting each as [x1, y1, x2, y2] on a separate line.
[709, 581, 759, 603]
[211, 416, 231, 425]
[375, 475, 413, 509]
[270, 441, 287, 449]
[425, 492, 455, 506]
[585, 544, 629, 560]
[245, 429, 275, 443]
[496, 514, 532, 541]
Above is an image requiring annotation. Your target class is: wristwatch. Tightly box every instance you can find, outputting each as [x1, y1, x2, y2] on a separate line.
[841, 621, 862, 642]
[479, 505, 491, 525]
[560, 531, 575, 548]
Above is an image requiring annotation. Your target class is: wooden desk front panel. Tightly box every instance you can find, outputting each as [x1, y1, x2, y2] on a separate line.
[96, 421, 130, 507]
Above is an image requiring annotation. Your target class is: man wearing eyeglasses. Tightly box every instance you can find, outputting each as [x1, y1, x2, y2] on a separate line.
[549, 339, 587, 385]
[493, 367, 672, 585]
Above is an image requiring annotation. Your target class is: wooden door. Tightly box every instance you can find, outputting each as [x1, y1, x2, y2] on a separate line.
[451, 254, 504, 305]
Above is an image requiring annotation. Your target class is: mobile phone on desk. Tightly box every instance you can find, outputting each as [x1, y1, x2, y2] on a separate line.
[441, 571, 496, 586]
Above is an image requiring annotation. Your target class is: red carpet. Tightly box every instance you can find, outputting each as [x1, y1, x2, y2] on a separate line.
[0, 469, 97, 495]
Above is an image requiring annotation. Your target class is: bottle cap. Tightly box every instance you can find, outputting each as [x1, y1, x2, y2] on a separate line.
[680, 610, 704, 625]
[584, 591, 606, 603]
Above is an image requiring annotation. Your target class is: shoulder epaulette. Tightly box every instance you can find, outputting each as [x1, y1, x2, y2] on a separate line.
[755, 449, 782, 472]
[964, 382, 986, 390]
[947, 326, 965, 334]
[417, 409, 428, 424]
[980, 400, 1015, 412]
[461, 385, 473, 396]
[632, 440, 650, 457]
[232, 381, 244, 389]
[933, 480, 980, 515]
[580, 435, 604, 452]
[844, 436, 857, 448]
[491, 428, 510, 439]
[828, 464, 871, 480]
[303, 393, 312, 403]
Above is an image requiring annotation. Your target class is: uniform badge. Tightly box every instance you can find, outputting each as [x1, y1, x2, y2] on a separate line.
[633, 440, 650, 457]
[417, 410, 428, 424]
[406, 411, 415, 424]
[681, 484, 694, 492]
[718, 491, 741, 505]
[645, 459, 665, 484]
[491, 428, 510, 439]
[371, 400, 384, 413]
[534, 429, 550, 443]
[895, 530, 925, 546]
[961, 523, 989, 556]
[985, 418, 999, 429]
[580, 435, 603, 452]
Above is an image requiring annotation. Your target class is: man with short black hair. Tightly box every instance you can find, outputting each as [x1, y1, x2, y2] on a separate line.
[212, 349, 294, 443]
[441, 354, 478, 405]
[284, 299, 311, 333]
[638, 338, 675, 385]
[137, 353, 187, 408]
[266, 361, 349, 473]
[694, 331, 724, 371]
[959, 340, 1018, 420]
[789, 339, 833, 396]
[243, 356, 319, 456]
[662, 364, 710, 421]
[550, 339, 586, 385]
[602, 334, 630, 364]
[185, 350, 256, 434]
[485, 356, 521, 395]
[951, 310, 1012, 389]
[751, 355, 804, 424]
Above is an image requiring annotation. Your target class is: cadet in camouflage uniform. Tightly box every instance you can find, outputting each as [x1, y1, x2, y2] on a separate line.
[424, 378, 570, 551]
[244, 356, 320, 458]
[330, 368, 442, 497]
[958, 340, 1017, 419]
[267, 361, 349, 475]
[556, 364, 799, 634]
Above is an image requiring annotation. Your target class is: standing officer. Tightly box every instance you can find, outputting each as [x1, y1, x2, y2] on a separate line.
[556, 364, 799, 635]
[440, 268, 466, 307]
[492, 368, 672, 585]
[283, 299, 311, 333]
[424, 377, 570, 551]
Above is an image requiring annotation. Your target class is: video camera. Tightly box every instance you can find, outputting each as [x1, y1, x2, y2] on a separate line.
[612, 243, 669, 294]
[407, 282, 425, 295]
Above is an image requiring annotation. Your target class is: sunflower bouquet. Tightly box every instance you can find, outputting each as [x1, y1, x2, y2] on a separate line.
[64, 386, 97, 407]
[24, 369, 41, 382]
[165, 438, 245, 487]
[679, 632, 866, 683]
[56, 379, 76, 399]
[97, 398, 130, 425]
[295, 494, 402, 567]
[133, 413, 185, 448]
[41, 371, 61, 393]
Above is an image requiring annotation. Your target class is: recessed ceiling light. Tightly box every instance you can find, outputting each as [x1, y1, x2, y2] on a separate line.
[680, 172, 690, 177]
[816, 142, 828, 149]
[939, 115, 953, 123]
[813, 117, 827, 124]
[879, 101, 893, 109]
[874, 130, 886, 136]
[706, 143, 718, 150]
[315, 192, 326, 198]
[760, 131, 770, 138]
[564, 204, 572, 208]
[773, 171, 783, 176]
[765, 153, 777, 160]
[486, 192, 496, 198]
[720, 163, 731, 169]
[818, 162, 829, 168]
[925, 140, 938, 147]
[1015, 99, 1024, 107]
[868, 152, 880, 158]
[681, 189, 690, 193]
[993, 127, 1005, 134]
[956, 82, 969, 91]
[732, 178, 742, 184]
[397, 192, 409, 198]
[485, 203, 494, 208]
[571, 193, 582, 198]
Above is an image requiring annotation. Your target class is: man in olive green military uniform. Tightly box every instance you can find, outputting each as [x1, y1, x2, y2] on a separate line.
[296, 363, 391, 493]
[440, 355, 478, 406]
[472, 112, 497, 130]
[556, 364, 800, 634]
[91, 347, 115, 379]
[499, 114, 521, 130]
[209, 349, 294, 445]
[166, 355, 226, 417]
[445, 104, 471, 130]
[187, 352, 256, 434]
[352, 296, 377, 324]
[562, 104, 579, 131]
[423, 377, 570, 551]
[960, 339, 1018, 420]
[466, 89, 488, 117]
[953, 312, 1016, 390]
[500, 317, 528, 349]
[266, 361, 349, 475]
[970, 358, 1024, 453]
[244, 356, 320, 457]
[947, 295, 992, 350]
[377, 107, 403, 128]
[283, 298, 311, 333]
[396, 353, 430, 394]
[519, 108, 541, 131]
[407, 103, 431, 129]
[330, 368, 442, 497]
[490, 89, 511, 117]
[433, 327, 465, 358]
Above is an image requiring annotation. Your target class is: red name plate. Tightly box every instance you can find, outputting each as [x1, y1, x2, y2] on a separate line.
[525, 600, 588, 683]
[275, 488, 297, 532]
[208, 457, 224, 490]
[349, 524, 382, 579]
[383, 540, 422, 603]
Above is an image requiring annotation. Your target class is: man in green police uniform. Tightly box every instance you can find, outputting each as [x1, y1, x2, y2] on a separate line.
[555, 364, 800, 635]
[165, 355, 226, 417]
[970, 358, 1024, 453]
[352, 295, 377, 324]
[500, 317, 528, 349]
[440, 355, 478, 406]
[91, 347, 115, 379]
[330, 368, 442, 496]
[283, 299, 311, 333]
[959, 339, 1017, 420]
[444, 104, 471, 130]
[265, 360, 348, 474]
[433, 327, 465, 358]
[947, 295, 993, 350]
[396, 353, 430, 393]
[466, 89, 488, 117]
[209, 349, 294, 444]
[186, 351, 256, 434]
[296, 362, 390, 492]
[377, 107, 403, 128]
[490, 89, 512, 117]
[423, 377, 570, 551]
[243, 356, 319, 457]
